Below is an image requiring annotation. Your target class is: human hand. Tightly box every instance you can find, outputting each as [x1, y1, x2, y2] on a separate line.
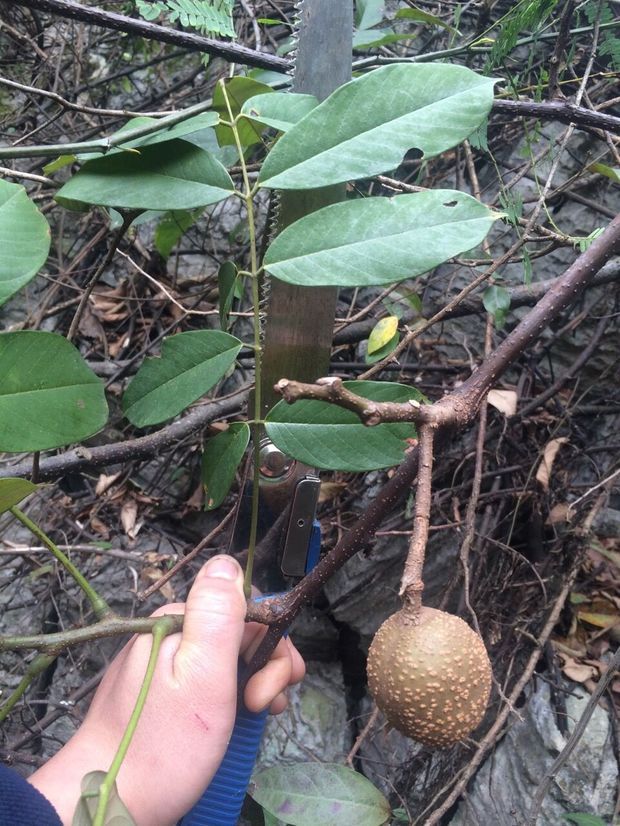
[29, 555, 305, 825]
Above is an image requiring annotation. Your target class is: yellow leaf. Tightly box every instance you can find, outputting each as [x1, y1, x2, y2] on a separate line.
[367, 316, 399, 355]
[577, 611, 620, 629]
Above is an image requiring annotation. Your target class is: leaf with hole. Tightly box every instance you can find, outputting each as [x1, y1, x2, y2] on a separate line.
[259, 63, 496, 189]
[0, 180, 51, 306]
[266, 381, 424, 471]
[0, 478, 39, 514]
[241, 92, 318, 133]
[56, 140, 234, 211]
[250, 762, 391, 826]
[264, 191, 499, 287]
[122, 330, 242, 427]
[201, 422, 250, 510]
[0, 332, 108, 452]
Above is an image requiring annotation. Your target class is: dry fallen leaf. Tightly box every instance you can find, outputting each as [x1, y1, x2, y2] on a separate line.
[487, 388, 518, 417]
[559, 653, 597, 683]
[121, 498, 138, 538]
[536, 437, 569, 490]
[547, 502, 569, 525]
[95, 472, 123, 496]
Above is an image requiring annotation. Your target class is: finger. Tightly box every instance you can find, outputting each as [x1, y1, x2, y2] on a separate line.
[269, 691, 289, 715]
[174, 555, 246, 685]
[244, 651, 293, 713]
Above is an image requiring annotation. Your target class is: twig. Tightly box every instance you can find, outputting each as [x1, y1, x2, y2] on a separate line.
[136, 509, 235, 601]
[548, 0, 576, 99]
[0, 613, 183, 654]
[67, 214, 132, 342]
[526, 646, 620, 825]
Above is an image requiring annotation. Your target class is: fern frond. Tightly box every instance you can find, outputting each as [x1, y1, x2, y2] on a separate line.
[488, 0, 559, 67]
[136, 0, 235, 38]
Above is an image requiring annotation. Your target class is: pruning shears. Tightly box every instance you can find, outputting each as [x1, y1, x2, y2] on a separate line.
[180, 3, 353, 823]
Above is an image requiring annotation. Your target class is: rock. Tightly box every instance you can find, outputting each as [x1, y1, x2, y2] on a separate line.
[449, 680, 617, 826]
[257, 660, 351, 768]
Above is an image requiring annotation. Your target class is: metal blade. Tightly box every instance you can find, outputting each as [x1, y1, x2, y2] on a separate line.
[258, 0, 354, 418]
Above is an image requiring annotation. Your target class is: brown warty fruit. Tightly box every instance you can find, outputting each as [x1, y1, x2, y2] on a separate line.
[367, 606, 492, 747]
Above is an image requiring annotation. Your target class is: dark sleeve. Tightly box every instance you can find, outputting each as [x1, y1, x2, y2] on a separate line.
[0, 762, 63, 826]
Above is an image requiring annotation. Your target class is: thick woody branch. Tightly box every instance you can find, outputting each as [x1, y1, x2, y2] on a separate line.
[247, 213, 620, 671]
[493, 98, 620, 135]
[452, 213, 620, 421]
[0, 392, 246, 481]
[10, 0, 289, 72]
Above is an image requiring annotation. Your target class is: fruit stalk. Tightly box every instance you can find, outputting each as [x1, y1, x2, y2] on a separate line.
[399, 423, 435, 619]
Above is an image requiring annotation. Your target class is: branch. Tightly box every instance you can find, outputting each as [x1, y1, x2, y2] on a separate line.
[452, 214, 620, 421]
[247, 215, 620, 665]
[0, 391, 247, 481]
[0, 614, 183, 654]
[275, 376, 427, 425]
[332, 261, 620, 345]
[493, 98, 620, 135]
[10, 0, 289, 72]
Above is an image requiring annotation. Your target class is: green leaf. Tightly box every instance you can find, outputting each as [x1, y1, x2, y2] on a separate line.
[240, 92, 318, 133]
[0, 478, 39, 514]
[0, 332, 108, 453]
[563, 815, 607, 826]
[213, 76, 273, 147]
[263, 812, 288, 826]
[588, 162, 620, 183]
[72, 770, 136, 825]
[264, 191, 499, 287]
[154, 209, 199, 258]
[201, 422, 250, 510]
[250, 762, 391, 826]
[218, 260, 238, 329]
[395, 6, 460, 34]
[365, 330, 399, 364]
[56, 140, 234, 211]
[0, 180, 51, 306]
[367, 316, 398, 354]
[352, 29, 414, 49]
[259, 63, 496, 189]
[43, 154, 76, 175]
[483, 284, 510, 329]
[122, 330, 242, 427]
[265, 381, 423, 472]
[356, 0, 384, 29]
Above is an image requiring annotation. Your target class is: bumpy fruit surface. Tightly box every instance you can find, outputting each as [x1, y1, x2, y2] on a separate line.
[367, 606, 491, 747]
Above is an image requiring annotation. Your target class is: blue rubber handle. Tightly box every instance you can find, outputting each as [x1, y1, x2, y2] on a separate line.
[179, 700, 269, 826]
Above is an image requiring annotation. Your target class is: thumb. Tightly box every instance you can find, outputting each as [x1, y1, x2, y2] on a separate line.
[175, 555, 247, 682]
